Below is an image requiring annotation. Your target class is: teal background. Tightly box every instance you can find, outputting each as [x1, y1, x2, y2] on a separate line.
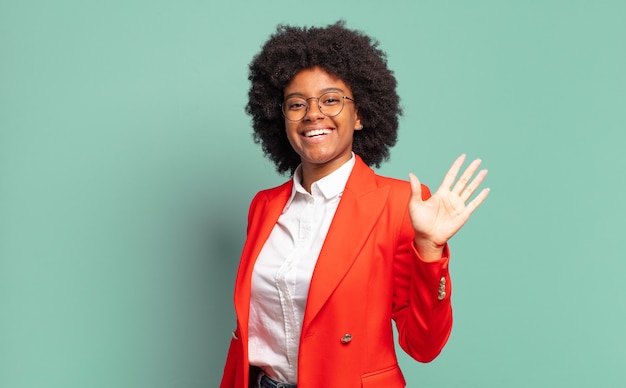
[1, 1, 625, 387]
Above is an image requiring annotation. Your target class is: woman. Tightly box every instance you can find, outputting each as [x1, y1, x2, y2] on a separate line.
[221, 21, 489, 388]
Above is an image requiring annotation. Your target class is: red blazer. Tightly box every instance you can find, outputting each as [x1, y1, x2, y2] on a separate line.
[221, 156, 452, 388]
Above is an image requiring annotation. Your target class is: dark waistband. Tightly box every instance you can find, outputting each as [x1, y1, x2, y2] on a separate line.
[259, 374, 297, 388]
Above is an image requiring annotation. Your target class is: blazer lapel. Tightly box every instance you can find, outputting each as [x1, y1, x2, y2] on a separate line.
[302, 157, 390, 333]
[234, 181, 293, 336]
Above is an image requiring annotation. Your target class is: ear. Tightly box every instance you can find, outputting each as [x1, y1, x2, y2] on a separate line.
[354, 112, 363, 131]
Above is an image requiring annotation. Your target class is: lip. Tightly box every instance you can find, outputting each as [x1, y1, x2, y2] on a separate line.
[301, 126, 335, 138]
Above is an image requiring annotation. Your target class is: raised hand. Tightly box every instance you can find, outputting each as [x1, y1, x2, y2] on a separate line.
[408, 154, 489, 262]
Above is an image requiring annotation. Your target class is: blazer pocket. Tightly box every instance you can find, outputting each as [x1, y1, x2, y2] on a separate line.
[361, 364, 405, 388]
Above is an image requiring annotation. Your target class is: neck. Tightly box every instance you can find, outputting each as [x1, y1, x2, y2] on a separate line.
[299, 161, 345, 194]
[298, 152, 354, 193]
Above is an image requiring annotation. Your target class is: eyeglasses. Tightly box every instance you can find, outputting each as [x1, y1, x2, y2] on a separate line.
[281, 92, 355, 122]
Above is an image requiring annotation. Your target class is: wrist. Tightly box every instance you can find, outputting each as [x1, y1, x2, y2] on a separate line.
[413, 237, 446, 262]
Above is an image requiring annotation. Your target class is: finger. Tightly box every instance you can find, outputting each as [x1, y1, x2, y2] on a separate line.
[460, 168, 488, 202]
[452, 158, 482, 195]
[408, 173, 423, 203]
[464, 187, 490, 216]
[440, 154, 466, 191]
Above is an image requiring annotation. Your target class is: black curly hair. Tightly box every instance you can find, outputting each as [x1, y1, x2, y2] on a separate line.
[246, 21, 402, 175]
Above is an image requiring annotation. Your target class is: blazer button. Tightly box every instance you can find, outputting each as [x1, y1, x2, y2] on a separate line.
[340, 334, 353, 344]
[438, 277, 446, 301]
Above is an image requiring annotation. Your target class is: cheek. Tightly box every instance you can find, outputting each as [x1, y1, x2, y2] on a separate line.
[284, 123, 299, 144]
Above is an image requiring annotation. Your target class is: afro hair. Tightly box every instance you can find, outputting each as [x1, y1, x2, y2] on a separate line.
[246, 21, 402, 175]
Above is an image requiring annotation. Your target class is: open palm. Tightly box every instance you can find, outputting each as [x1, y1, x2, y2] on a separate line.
[409, 154, 489, 254]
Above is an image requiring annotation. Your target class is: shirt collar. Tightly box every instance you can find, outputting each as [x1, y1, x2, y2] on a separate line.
[286, 153, 356, 206]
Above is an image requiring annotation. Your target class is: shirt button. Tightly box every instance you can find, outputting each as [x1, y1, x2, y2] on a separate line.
[340, 334, 353, 344]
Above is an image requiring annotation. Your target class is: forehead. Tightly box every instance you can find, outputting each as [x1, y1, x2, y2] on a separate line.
[284, 66, 351, 96]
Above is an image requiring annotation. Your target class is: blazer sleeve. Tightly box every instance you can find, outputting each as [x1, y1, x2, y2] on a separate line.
[391, 184, 453, 363]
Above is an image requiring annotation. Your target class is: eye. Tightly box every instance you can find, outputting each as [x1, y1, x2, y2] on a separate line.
[285, 99, 306, 111]
[321, 93, 342, 106]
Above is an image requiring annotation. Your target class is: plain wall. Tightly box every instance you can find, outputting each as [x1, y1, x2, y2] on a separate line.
[1, 1, 625, 387]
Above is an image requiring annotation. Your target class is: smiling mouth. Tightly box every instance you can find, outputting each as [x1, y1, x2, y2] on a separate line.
[304, 128, 332, 137]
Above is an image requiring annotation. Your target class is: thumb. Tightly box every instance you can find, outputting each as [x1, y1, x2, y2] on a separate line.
[408, 173, 423, 204]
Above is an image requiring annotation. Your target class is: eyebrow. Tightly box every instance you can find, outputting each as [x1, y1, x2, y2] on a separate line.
[284, 87, 345, 100]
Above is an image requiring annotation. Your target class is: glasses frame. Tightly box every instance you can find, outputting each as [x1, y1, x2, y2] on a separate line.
[281, 93, 355, 122]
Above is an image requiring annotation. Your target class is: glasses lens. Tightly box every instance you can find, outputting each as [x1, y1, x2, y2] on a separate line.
[282, 92, 346, 121]
[282, 97, 307, 121]
[318, 92, 344, 117]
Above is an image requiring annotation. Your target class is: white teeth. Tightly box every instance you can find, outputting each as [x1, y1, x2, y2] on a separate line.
[305, 129, 332, 137]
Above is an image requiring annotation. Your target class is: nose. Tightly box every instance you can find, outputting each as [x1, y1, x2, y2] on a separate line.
[303, 97, 324, 121]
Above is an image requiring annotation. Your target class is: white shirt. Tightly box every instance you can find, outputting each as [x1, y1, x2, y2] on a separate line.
[248, 155, 356, 384]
